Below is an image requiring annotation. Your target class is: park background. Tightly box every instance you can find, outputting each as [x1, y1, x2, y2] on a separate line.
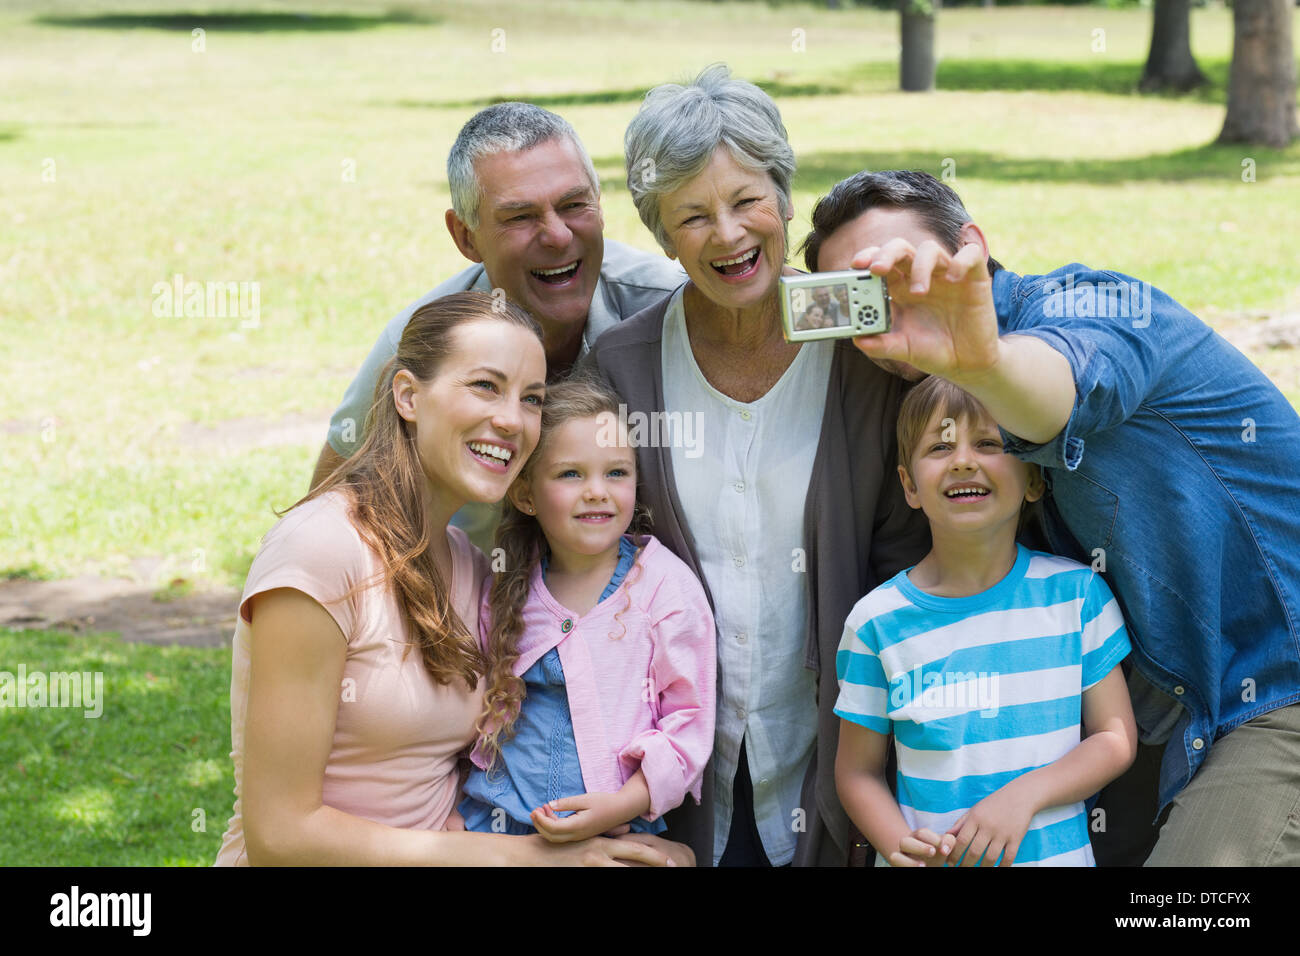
[1, 0, 1297, 865]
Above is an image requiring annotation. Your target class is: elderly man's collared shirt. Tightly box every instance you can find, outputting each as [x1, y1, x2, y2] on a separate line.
[660, 286, 833, 866]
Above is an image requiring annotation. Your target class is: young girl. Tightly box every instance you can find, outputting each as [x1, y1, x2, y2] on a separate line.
[214, 292, 680, 867]
[459, 375, 717, 842]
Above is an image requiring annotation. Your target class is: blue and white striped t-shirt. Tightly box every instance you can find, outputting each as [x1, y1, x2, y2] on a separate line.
[834, 545, 1130, 866]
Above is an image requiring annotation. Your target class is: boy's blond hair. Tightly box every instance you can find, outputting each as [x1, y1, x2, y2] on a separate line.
[896, 376, 990, 478]
[895, 376, 1044, 532]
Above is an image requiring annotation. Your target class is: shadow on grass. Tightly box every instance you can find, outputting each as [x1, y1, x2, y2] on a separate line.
[823, 57, 1232, 102]
[588, 140, 1300, 196]
[790, 142, 1300, 191]
[927, 58, 1232, 103]
[397, 79, 851, 111]
[402, 57, 1245, 114]
[35, 8, 438, 32]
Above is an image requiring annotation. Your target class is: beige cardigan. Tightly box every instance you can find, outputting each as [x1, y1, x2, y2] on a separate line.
[584, 292, 931, 866]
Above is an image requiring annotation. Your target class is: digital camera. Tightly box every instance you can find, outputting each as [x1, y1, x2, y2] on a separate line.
[778, 270, 890, 343]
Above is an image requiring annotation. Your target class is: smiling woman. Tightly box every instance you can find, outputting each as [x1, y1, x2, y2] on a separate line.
[584, 65, 931, 867]
[213, 291, 681, 867]
[393, 318, 547, 507]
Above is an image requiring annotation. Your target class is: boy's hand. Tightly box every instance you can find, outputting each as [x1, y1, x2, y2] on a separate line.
[530, 792, 633, 844]
[889, 827, 953, 867]
[945, 782, 1037, 867]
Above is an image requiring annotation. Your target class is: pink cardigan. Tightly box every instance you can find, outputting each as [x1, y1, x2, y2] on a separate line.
[470, 536, 716, 820]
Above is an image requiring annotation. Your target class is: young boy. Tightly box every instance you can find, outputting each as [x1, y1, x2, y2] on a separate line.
[834, 377, 1137, 867]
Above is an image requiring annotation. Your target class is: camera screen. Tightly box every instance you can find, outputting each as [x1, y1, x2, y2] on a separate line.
[792, 282, 852, 331]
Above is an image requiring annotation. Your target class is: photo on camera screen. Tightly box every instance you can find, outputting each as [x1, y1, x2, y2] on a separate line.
[793, 282, 852, 332]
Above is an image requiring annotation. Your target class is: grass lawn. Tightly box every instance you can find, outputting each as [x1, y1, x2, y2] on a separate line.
[2, 0, 1298, 864]
[3, 0, 1298, 591]
[0, 629, 232, 865]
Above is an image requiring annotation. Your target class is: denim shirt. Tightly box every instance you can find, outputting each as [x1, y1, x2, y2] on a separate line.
[459, 538, 666, 835]
[991, 265, 1300, 818]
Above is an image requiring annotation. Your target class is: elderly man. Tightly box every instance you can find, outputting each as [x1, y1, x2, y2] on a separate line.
[311, 103, 684, 546]
[803, 169, 1300, 867]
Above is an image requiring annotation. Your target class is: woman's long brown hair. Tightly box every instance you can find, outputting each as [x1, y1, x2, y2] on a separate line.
[293, 291, 543, 690]
[476, 372, 652, 766]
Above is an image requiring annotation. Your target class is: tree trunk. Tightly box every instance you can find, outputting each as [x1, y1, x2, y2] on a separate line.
[1219, 0, 1299, 148]
[1139, 0, 1207, 93]
[900, 0, 938, 93]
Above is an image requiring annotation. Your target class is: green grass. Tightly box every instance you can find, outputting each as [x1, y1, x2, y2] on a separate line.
[2, 0, 1298, 866]
[0, 629, 233, 865]
[3, 0, 1297, 588]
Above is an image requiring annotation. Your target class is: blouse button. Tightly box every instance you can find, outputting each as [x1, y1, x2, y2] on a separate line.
[1173, 686, 1185, 696]
[560, 618, 573, 633]
[1192, 737, 1204, 751]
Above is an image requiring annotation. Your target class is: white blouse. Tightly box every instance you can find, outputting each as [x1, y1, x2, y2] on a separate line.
[661, 285, 833, 866]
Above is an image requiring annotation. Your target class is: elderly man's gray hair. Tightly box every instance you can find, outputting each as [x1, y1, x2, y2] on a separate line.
[447, 102, 600, 231]
[624, 64, 795, 252]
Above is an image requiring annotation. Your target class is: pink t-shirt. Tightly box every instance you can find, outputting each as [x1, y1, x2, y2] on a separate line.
[214, 491, 489, 866]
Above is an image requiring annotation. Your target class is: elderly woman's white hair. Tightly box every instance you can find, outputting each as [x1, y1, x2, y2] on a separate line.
[624, 64, 796, 253]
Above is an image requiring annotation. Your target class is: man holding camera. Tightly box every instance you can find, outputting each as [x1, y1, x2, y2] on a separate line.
[802, 169, 1300, 866]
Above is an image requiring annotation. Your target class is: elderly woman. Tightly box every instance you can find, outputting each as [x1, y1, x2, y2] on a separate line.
[585, 65, 929, 866]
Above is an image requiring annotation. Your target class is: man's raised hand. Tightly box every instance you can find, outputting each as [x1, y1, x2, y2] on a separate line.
[849, 237, 1002, 385]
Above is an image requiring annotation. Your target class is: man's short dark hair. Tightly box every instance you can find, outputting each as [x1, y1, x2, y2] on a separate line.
[799, 169, 1001, 275]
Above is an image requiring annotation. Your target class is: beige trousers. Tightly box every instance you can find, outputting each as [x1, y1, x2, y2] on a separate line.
[1145, 702, 1300, 866]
